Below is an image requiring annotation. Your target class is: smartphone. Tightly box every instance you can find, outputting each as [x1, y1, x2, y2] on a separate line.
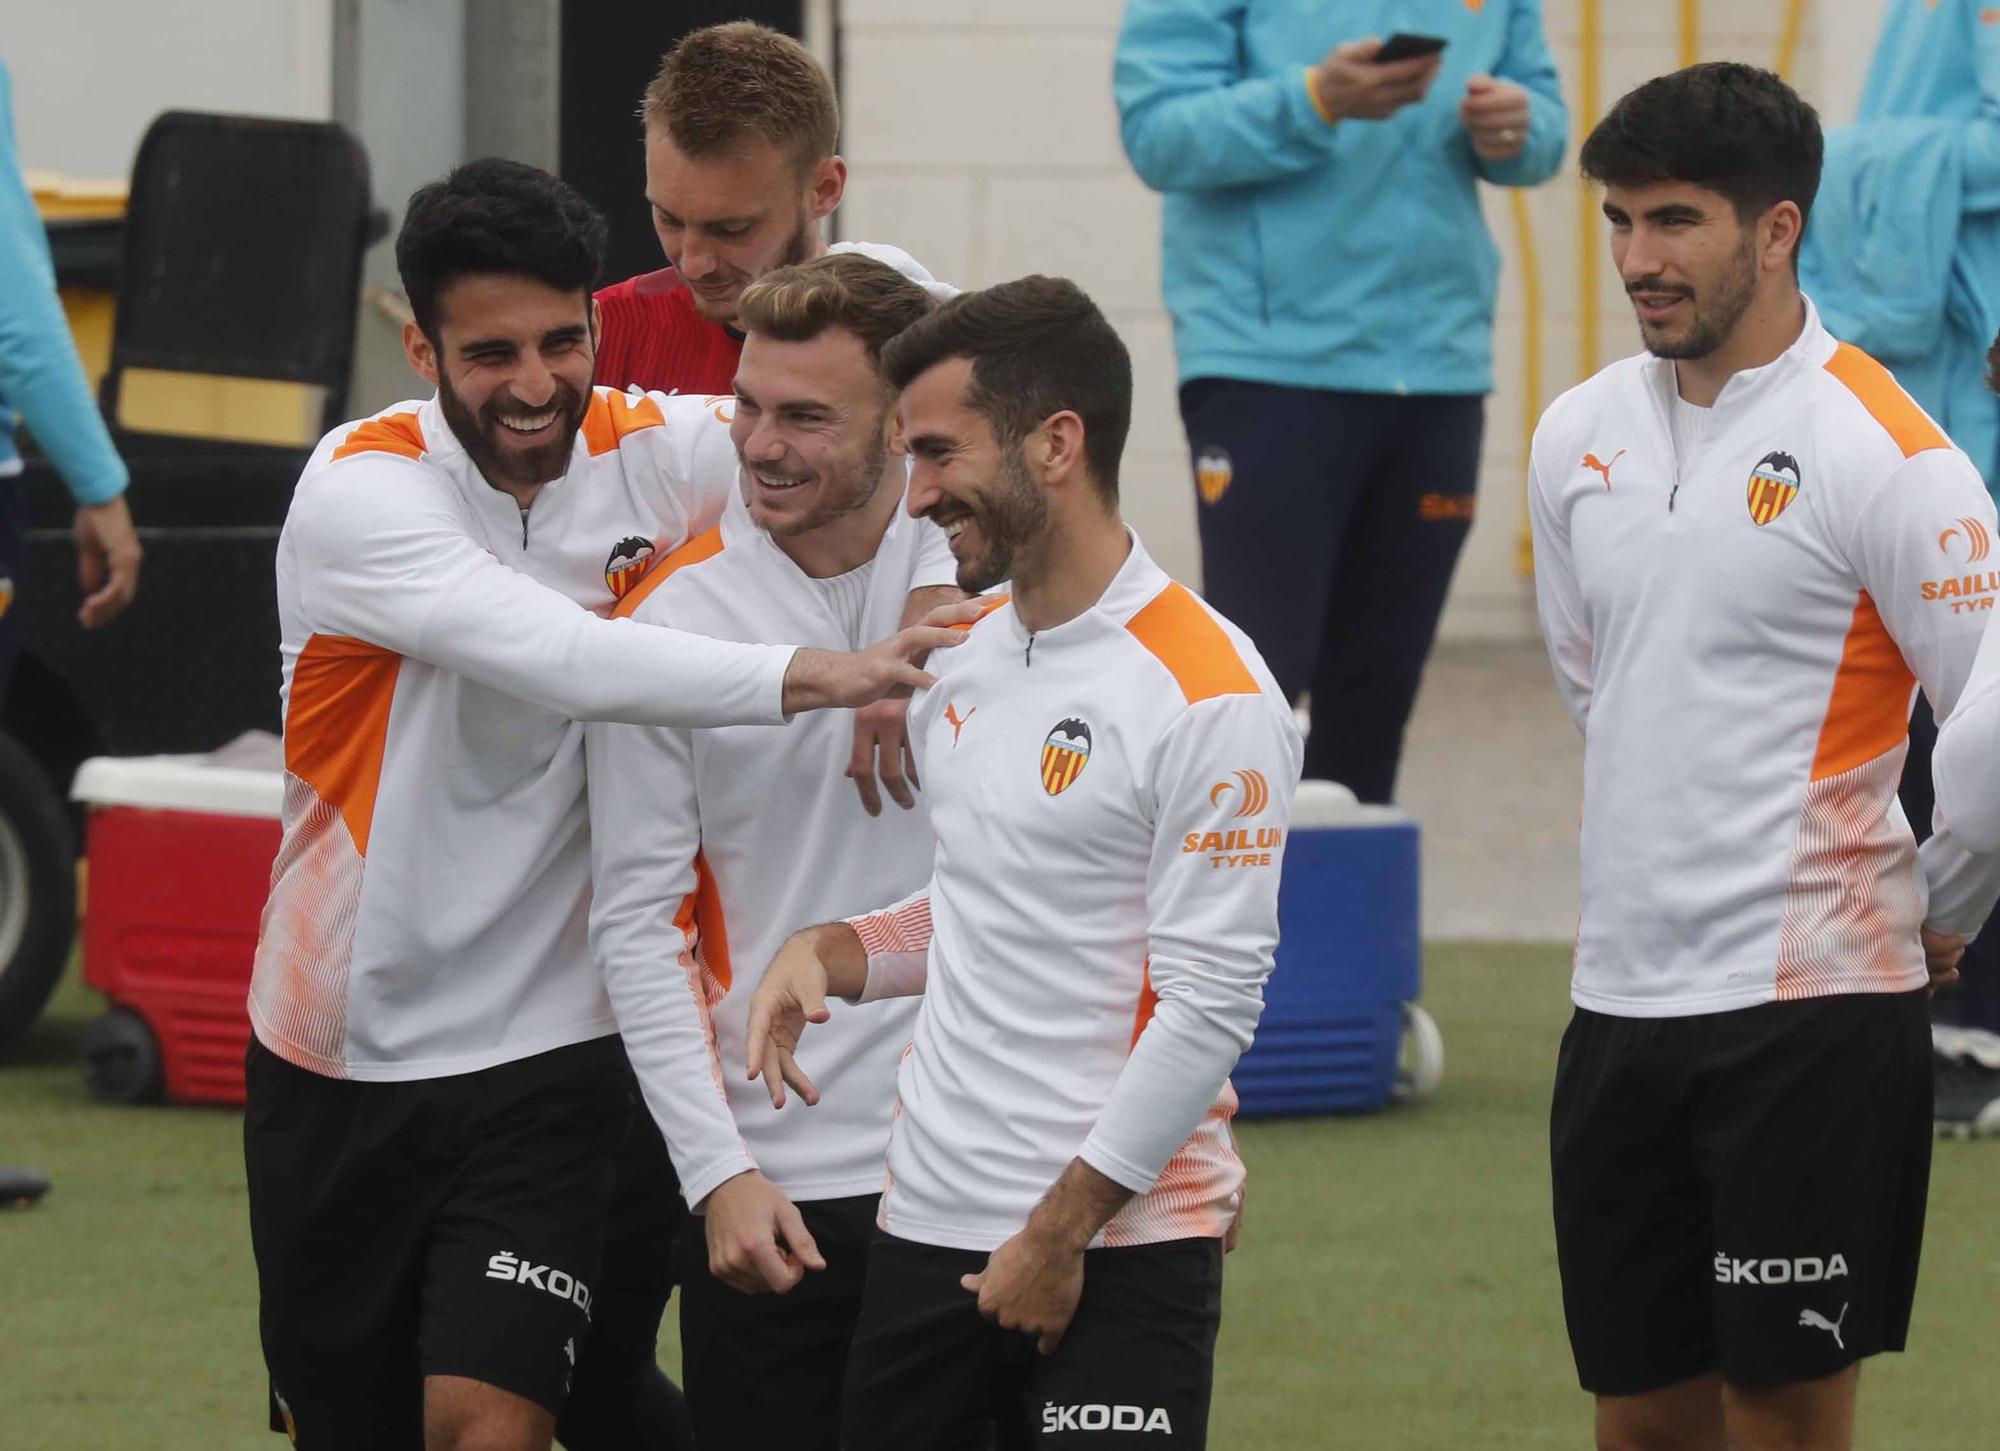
[1373, 32, 1447, 64]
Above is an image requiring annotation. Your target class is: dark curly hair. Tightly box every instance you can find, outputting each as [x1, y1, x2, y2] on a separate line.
[395, 158, 609, 339]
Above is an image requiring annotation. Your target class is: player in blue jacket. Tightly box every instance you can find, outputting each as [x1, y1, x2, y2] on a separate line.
[1115, 1, 1564, 802]
[0, 55, 141, 710]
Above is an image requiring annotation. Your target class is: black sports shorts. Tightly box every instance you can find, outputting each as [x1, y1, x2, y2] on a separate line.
[841, 1231, 1223, 1449]
[244, 1033, 628, 1447]
[1551, 989, 1932, 1395]
[675, 1192, 878, 1449]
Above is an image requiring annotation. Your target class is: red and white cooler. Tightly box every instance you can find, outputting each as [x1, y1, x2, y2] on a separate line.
[71, 741, 282, 1105]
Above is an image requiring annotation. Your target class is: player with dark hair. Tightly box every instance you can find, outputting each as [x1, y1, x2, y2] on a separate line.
[747, 277, 1302, 1449]
[242, 158, 957, 1451]
[1533, 64, 2000, 1450]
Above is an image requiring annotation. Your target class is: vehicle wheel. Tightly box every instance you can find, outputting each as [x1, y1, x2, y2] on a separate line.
[1393, 1002, 1446, 1104]
[81, 1007, 163, 1104]
[0, 732, 75, 1054]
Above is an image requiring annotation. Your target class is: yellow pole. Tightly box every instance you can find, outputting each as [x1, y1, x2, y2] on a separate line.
[1775, 0, 1809, 81]
[1679, 0, 1701, 70]
[1512, 190, 1544, 578]
[1578, 0, 1602, 385]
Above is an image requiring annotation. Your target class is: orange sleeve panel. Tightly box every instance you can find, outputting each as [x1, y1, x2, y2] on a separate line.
[611, 525, 726, 620]
[285, 634, 403, 855]
[580, 388, 667, 457]
[1125, 582, 1259, 704]
[672, 851, 733, 999]
[330, 411, 426, 463]
[1823, 344, 1949, 458]
[1811, 592, 1916, 781]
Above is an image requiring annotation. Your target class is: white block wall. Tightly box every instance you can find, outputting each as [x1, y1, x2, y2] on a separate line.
[837, 0, 1893, 640]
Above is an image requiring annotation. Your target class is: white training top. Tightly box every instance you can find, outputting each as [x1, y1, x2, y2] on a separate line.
[1529, 299, 2000, 1018]
[583, 491, 955, 1210]
[249, 389, 794, 1082]
[842, 532, 1303, 1253]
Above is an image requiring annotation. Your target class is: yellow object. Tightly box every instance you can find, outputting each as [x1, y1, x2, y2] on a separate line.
[33, 169, 323, 448]
[1578, 0, 1603, 386]
[1680, 0, 1701, 70]
[1776, 0, 1809, 80]
[1512, 190, 1544, 578]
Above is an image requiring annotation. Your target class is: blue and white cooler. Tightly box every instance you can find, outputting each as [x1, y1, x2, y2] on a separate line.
[1233, 780, 1442, 1117]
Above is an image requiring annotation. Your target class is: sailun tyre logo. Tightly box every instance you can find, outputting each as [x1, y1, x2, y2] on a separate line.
[1940, 516, 1992, 564]
[1041, 717, 1092, 796]
[1209, 769, 1270, 818]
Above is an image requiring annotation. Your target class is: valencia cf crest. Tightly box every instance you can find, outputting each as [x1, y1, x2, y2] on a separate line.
[1041, 718, 1092, 797]
[604, 536, 656, 599]
[1746, 451, 1802, 527]
[1194, 447, 1233, 506]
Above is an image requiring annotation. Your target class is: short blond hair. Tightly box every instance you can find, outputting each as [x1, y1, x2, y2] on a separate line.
[737, 254, 934, 367]
[640, 22, 838, 170]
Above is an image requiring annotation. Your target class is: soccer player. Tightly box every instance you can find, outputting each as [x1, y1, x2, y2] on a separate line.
[594, 21, 945, 403]
[242, 159, 956, 1451]
[746, 277, 1303, 1449]
[584, 253, 956, 1449]
[1529, 65, 2000, 1451]
[566, 28, 951, 1446]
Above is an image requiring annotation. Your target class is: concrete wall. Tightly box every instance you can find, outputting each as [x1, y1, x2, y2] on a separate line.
[835, 0, 1894, 639]
[6, 0, 334, 177]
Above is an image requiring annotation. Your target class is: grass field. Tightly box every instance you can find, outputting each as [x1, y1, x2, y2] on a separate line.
[3, 944, 1996, 1449]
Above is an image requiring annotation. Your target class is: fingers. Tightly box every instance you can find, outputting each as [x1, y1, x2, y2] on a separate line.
[960, 1270, 985, 1297]
[778, 1049, 820, 1108]
[746, 1236, 805, 1295]
[897, 624, 969, 656]
[777, 1201, 828, 1273]
[878, 733, 915, 811]
[1037, 1326, 1066, 1356]
[922, 597, 989, 630]
[757, 1038, 788, 1109]
[888, 662, 939, 693]
[902, 739, 922, 796]
[80, 552, 139, 629]
[847, 715, 886, 817]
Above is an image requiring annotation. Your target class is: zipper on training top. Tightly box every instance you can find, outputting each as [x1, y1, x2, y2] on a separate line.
[1025, 633, 1035, 668]
[519, 507, 530, 549]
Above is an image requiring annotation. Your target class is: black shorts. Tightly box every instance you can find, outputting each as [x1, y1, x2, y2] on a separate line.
[1551, 990, 1932, 1395]
[244, 1034, 629, 1448]
[676, 1193, 877, 1451]
[842, 1232, 1223, 1450]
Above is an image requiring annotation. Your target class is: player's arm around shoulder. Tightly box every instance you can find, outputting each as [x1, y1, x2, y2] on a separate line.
[620, 388, 743, 538]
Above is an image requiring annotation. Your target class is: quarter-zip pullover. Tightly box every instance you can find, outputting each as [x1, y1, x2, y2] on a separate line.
[1530, 299, 2000, 1017]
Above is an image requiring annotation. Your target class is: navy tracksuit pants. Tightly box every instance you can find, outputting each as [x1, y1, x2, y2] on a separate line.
[1180, 379, 1483, 804]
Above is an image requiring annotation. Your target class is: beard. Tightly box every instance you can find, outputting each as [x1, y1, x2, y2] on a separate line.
[1633, 233, 1760, 362]
[692, 210, 820, 324]
[437, 369, 588, 489]
[938, 447, 1047, 595]
[754, 425, 892, 540]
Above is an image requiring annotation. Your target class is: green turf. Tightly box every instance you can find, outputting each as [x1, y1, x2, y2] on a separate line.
[3, 945, 1995, 1448]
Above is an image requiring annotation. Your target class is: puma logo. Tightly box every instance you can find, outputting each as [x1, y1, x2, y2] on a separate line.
[945, 702, 976, 746]
[1799, 1303, 1848, 1349]
[1582, 449, 1626, 488]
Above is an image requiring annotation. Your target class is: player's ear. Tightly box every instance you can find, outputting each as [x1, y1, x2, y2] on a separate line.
[808, 155, 846, 223]
[1038, 410, 1086, 488]
[403, 321, 440, 388]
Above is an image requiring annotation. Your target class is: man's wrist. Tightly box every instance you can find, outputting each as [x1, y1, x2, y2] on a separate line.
[1026, 1158, 1135, 1254]
[806, 921, 869, 998]
[1305, 66, 1341, 126]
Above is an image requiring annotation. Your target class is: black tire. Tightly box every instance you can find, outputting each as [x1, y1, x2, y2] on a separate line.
[81, 1007, 163, 1104]
[0, 731, 75, 1054]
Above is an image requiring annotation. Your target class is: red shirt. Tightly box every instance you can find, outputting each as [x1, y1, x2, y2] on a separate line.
[593, 267, 743, 396]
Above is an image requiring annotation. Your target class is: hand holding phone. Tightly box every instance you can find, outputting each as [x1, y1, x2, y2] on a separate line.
[1372, 33, 1448, 65]
[1310, 36, 1446, 124]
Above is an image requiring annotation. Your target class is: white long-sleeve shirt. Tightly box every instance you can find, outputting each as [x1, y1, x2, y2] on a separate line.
[583, 492, 955, 1210]
[1529, 299, 2000, 1017]
[841, 533, 1303, 1253]
[249, 389, 794, 1081]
